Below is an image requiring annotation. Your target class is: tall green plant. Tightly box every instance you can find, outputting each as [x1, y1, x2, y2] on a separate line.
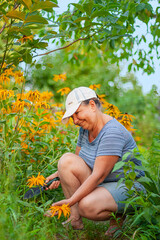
[112, 133, 160, 239]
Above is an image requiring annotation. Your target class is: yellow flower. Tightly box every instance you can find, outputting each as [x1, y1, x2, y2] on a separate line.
[51, 103, 63, 108]
[35, 101, 50, 110]
[14, 70, 25, 84]
[49, 204, 70, 219]
[121, 113, 135, 122]
[55, 111, 64, 122]
[104, 103, 121, 119]
[12, 100, 27, 112]
[98, 94, 106, 103]
[53, 73, 66, 82]
[89, 84, 101, 91]
[118, 113, 136, 131]
[40, 91, 54, 101]
[0, 89, 14, 100]
[0, 73, 10, 84]
[53, 74, 60, 82]
[26, 90, 41, 103]
[57, 87, 71, 96]
[59, 73, 67, 81]
[21, 142, 28, 149]
[135, 136, 141, 142]
[1, 62, 7, 69]
[27, 172, 46, 188]
[17, 35, 34, 43]
[17, 93, 25, 101]
[4, 67, 14, 77]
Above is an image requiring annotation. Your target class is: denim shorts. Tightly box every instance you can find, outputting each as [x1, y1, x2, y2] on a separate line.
[98, 181, 145, 213]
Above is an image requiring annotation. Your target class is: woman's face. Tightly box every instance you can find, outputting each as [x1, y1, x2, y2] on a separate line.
[71, 101, 96, 129]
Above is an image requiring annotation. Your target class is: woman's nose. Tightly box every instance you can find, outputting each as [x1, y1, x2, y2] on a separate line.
[72, 114, 78, 125]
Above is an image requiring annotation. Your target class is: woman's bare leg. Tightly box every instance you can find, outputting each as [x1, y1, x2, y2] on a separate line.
[57, 152, 120, 231]
[78, 186, 118, 221]
[78, 187, 123, 235]
[58, 153, 92, 229]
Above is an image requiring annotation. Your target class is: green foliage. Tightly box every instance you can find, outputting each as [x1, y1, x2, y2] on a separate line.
[0, 0, 160, 75]
[0, 0, 58, 69]
[56, 0, 159, 74]
[113, 137, 160, 240]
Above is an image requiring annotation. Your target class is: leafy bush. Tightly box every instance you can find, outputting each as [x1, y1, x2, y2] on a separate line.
[113, 134, 160, 240]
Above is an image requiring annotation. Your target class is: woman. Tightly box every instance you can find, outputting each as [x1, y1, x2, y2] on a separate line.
[45, 86, 144, 235]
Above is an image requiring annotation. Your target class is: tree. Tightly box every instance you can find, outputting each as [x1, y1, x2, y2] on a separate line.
[0, 0, 160, 76]
[0, 0, 58, 71]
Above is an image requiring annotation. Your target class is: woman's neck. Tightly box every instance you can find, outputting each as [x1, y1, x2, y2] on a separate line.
[88, 114, 113, 142]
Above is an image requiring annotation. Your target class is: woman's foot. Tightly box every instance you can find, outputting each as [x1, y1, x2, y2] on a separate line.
[44, 211, 83, 230]
[62, 216, 84, 230]
[105, 214, 125, 236]
[105, 225, 119, 236]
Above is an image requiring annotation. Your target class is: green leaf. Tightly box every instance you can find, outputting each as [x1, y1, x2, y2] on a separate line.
[110, 39, 115, 49]
[21, 0, 32, 10]
[31, 1, 58, 12]
[136, 3, 146, 12]
[112, 161, 125, 172]
[122, 151, 132, 160]
[0, 120, 6, 124]
[42, 34, 57, 40]
[23, 99, 32, 104]
[12, 87, 19, 90]
[6, 113, 17, 120]
[39, 121, 50, 127]
[35, 64, 41, 69]
[74, 17, 89, 23]
[31, 114, 39, 122]
[83, 2, 93, 16]
[19, 27, 32, 36]
[91, 10, 108, 19]
[7, 27, 20, 34]
[125, 180, 133, 190]
[156, 14, 160, 23]
[36, 42, 48, 49]
[71, 3, 85, 13]
[6, 10, 25, 21]
[24, 15, 48, 24]
[22, 52, 32, 64]
[128, 171, 136, 181]
[18, 200, 32, 207]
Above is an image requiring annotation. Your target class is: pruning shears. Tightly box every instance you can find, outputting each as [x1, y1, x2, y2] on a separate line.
[23, 177, 60, 199]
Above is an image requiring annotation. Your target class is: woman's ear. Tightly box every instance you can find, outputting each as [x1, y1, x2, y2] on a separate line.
[89, 100, 96, 111]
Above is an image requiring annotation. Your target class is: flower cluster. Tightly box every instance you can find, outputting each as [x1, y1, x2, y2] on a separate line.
[0, 64, 25, 87]
[17, 35, 34, 44]
[53, 73, 66, 82]
[57, 87, 71, 96]
[89, 84, 101, 91]
[27, 172, 46, 188]
[49, 204, 71, 219]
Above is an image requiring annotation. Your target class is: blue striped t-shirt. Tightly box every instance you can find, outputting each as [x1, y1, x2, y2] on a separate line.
[77, 118, 144, 182]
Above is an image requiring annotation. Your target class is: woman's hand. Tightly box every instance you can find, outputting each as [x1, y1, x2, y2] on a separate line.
[45, 172, 60, 190]
[51, 198, 72, 207]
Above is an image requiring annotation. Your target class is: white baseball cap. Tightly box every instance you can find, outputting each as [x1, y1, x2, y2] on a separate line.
[62, 86, 97, 124]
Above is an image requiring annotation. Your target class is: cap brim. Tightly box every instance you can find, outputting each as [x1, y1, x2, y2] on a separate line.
[61, 102, 81, 124]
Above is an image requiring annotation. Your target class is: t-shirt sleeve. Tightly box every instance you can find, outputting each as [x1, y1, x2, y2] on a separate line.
[96, 127, 126, 157]
[77, 127, 83, 147]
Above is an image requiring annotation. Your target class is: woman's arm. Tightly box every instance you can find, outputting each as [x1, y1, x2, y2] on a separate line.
[75, 146, 81, 155]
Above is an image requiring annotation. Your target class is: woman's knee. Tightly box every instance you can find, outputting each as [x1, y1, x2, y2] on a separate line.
[78, 197, 94, 217]
[58, 152, 75, 170]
